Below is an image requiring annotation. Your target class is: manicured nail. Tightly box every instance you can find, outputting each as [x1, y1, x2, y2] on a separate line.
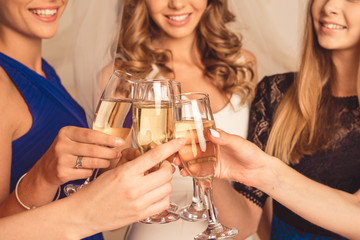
[210, 129, 220, 138]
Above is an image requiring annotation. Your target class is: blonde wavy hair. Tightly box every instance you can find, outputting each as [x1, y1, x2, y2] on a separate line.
[115, 0, 255, 104]
[265, 0, 360, 164]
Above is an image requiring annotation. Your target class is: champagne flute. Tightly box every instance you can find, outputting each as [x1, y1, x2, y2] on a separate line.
[176, 88, 207, 222]
[132, 78, 179, 224]
[175, 92, 238, 239]
[152, 79, 207, 222]
[64, 70, 138, 196]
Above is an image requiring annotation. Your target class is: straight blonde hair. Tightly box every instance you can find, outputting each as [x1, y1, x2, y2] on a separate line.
[265, 0, 360, 164]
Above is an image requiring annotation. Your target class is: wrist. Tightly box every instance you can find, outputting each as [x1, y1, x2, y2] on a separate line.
[251, 154, 284, 195]
[46, 197, 95, 240]
[66, 193, 100, 238]
[17, 170, 60, 208]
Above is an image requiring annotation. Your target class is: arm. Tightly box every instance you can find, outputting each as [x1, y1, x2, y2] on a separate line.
[1, 125, 125, 217]
[0, 66, 129, 216]
[210, 130, 360, 239]
[213, 179, 262, 239]
[0, 139, 185, 240]
[212, 48, 262, 239]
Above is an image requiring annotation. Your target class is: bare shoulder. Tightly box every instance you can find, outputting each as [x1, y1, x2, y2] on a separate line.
[0, 67, 17, 198]
[241, 48, 257, 65]
[0, 67, 16, 107]
[0, 66, 29, 139]
[241, 48, 258, 82]
[0, 67, 18, 131]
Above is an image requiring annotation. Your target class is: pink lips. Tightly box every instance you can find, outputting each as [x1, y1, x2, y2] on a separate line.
[165, 13, 191, 27]
[29, 7, 59, 23]
[319, 20, 347, 34]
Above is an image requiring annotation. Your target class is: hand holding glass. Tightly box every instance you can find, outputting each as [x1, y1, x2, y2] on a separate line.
[175, 92, 238, 239]
[64, 70, 137, 196]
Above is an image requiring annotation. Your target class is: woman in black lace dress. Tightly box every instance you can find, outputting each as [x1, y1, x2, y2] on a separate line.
[177, 0, 360, 239]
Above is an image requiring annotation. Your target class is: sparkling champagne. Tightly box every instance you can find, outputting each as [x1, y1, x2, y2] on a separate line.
[133, 101, 174, 153]
[93, 99, 132, 139]
[175, 120, 218, 180]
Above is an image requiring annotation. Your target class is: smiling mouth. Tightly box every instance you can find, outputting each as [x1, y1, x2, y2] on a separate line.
[167, 14, 190, 22]
[29, 9, 58, 17]
[321, 22, 346, 30]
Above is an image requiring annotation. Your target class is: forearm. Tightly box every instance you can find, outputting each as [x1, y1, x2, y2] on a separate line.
[213, 178, 262, 239]
[259, 157, 360, 239]
[0, 173, 59, 217]
[0, 171, 59, 217]
[0, 197, 93, 240]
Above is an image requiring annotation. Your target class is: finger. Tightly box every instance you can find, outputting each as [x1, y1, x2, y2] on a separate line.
[175, 128, 202, 144]
[77, 157, 112, 169]
[63, 168, 94, 181]
[60, 126, 125, 148]
[69, 142, 121, 161]
[208, 128, 244, 147]
[128, 138, 185, 173]
[134, 181, 172, 215]
[162, 160, 176, 174]
[178, 142, 216, 162]
[117, 148, 141, 166]
[180, 168, 190, 177]
[172, 155, 182, 166]
[137, 195, 171, 221]
[124, 161, 173, 199]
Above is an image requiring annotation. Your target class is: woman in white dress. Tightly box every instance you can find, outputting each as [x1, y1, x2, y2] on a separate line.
[115, 0, 257, 239]
[40, 1, 308, 239]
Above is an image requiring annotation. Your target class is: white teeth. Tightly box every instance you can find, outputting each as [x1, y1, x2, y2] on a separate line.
[30, 9, 57, 17]
[168, 14, 189, 22]
[322, 23, 346, 29]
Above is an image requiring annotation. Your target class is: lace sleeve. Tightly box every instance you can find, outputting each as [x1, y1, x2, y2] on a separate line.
[233, 73, 295, 208]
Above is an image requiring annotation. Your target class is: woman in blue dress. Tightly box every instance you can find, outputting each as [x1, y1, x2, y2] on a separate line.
[0, 1, 179, 239]
[177, 0, 360, 239]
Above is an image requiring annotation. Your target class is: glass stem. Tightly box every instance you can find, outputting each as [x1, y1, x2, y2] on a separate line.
[199, 179, 219, 226]
[192, 179, 203, 207]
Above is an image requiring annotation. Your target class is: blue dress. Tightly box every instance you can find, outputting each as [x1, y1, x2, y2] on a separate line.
[0, 52, 103, 240]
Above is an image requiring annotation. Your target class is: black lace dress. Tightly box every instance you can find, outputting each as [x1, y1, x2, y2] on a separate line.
[234, 73, 360, 240]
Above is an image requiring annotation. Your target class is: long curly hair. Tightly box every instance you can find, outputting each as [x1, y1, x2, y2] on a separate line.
[115, 0, 256, 104]
[265, 0, 360, 164]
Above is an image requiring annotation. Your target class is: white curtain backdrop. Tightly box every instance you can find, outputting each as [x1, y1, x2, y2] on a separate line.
[43, 0, 309, 121]
[228, 0, 309, 80]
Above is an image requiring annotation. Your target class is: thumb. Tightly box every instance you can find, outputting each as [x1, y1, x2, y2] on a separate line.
[208, 128, 245, 147]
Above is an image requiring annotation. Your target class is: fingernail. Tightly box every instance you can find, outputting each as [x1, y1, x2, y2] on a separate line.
[210, 129, 220, 138]
[115, 137, 125, 146]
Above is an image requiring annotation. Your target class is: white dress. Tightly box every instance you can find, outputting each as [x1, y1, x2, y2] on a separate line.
[125, 94, 251, 240]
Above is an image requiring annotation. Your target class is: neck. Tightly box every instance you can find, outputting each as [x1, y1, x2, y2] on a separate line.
[152, 32, 202, 67]
[0, 28, 43, 75]
[331, 48, 359, 97]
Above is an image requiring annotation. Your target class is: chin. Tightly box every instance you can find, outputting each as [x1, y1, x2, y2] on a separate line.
[37, 29, 59, 39]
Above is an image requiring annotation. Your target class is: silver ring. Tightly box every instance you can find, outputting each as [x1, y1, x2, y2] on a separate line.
[75, 156, 83, 169]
